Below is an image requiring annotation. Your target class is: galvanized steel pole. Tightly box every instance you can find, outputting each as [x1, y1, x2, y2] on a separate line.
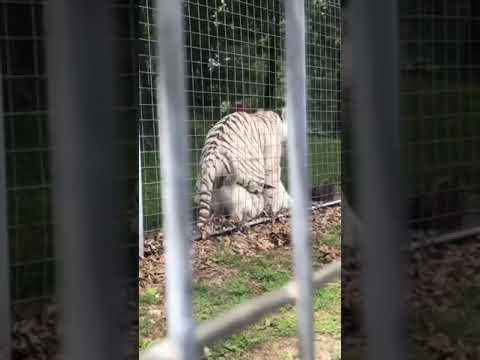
[46, 1, 126, 359]
[154, 0, 197, 359]
[351, 0, 409, 358]
[285, 1, 315, 359]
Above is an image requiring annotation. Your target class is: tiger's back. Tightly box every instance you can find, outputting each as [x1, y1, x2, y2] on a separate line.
[195, 110, 286, 236]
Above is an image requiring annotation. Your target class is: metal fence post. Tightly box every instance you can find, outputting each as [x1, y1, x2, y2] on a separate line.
[154, 0, 197, 359]
[139, 141, 145, 258]
[351, 0, 409, 358]
[0, 72, 11, 360]
[285, 1, 315, 359]
[45, 1, 126, 359]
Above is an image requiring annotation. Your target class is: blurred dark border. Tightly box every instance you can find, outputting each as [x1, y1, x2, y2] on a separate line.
[1, 1, 139, 359]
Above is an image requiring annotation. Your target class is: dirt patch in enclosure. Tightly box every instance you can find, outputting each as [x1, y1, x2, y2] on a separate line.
[240, 335, 340, 360]
[139, 205, 341, 290]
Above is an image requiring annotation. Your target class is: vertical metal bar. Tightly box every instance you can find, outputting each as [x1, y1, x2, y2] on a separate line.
[0, 73, 11, 360]
[285, 1, 315, 359]
[351, 0, 409, 359]
[139, 141, 144, 258]
[154, 1, 197, 359]
[45, 2, 125, 359]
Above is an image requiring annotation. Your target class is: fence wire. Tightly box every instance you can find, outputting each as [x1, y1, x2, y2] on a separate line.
[341, 1, 480, 358]
[0, 69, 10, 360]
[139, 1, 341, 359]
[0, 0, 139, 318]
[400, 0, 480, 235]
[1, 0, 53, 307]
[138, 0, 342, 234]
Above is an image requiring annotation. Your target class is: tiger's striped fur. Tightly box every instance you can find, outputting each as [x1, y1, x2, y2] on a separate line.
[194, 109, 289, 237]
[211, 178, 290, 223]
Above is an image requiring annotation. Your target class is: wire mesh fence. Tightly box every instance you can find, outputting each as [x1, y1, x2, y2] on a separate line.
[341, 1, 480, 358]
[1, 0, 53, 306]
[400, 0, 480, 236]
[341, 0, 480, 244]
[1, 0, 479, 358]
[140, 1, 341, 358]
[138, 0, 342, 235]
[0, 0, 139, 309]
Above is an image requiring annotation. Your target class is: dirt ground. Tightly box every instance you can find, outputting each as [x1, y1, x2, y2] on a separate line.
[342, 232, 480, 359]
[16, 202, 480, 359]
[140, 205, 342, 359]
[140, 206, 341, 290]
[240, 335, 340, 360]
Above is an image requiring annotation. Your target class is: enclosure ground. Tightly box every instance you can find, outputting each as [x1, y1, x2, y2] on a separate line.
[342, 233, 480, 359]
[240, 335, 340, 360]
[139, 206, 341, 359]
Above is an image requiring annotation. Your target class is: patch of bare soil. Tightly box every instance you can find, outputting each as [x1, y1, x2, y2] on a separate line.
[241, 335, 340, 360]
[139, 205, 341, 291]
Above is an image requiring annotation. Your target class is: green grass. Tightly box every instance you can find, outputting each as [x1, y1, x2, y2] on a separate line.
[139, 227, 341, 358]
[195, 280, 340, 359]
[139, 288, 162, 350]
[319, 223, 341, 248]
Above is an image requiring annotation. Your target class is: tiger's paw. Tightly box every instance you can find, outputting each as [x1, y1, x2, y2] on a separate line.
[263, 204, 277, 224]
[196, 223, 211, 241]
[201, 230, 210, 240]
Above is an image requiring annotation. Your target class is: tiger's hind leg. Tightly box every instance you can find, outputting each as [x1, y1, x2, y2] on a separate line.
[262, 181, 289, 224]
[194, 157, 231, 240]
[230, 183, 264, 233]
[196, 221, 212, 240]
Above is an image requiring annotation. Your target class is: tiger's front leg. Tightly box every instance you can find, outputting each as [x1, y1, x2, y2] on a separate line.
[263, 161, 282, 214]
[263, 136, 283, 214]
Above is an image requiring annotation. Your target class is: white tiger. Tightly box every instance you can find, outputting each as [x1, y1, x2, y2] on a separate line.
[210, 178, 290, 222]
[194, 109, 290, 238]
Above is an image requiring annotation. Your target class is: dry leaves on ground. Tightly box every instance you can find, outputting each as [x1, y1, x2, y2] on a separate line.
[342, 235, 480, 358]
[139, 206, 341, 290]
